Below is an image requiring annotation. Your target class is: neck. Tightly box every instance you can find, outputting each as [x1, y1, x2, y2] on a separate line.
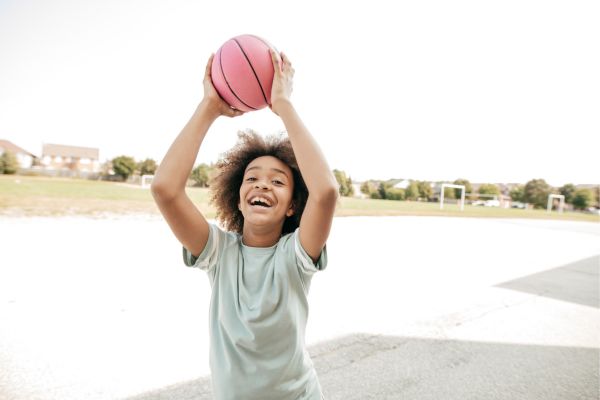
[241, 224, 284, 247]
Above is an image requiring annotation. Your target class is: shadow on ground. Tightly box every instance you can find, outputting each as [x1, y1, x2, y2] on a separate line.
[496, 254, 599, 309]
[125, 333, 599, 400]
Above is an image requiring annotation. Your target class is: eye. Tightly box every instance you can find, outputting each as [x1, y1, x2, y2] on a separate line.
[246, 177, 257, 182]
[272, 179, 284, 185]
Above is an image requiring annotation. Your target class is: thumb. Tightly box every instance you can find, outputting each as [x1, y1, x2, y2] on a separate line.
[205, 54, 214, 79]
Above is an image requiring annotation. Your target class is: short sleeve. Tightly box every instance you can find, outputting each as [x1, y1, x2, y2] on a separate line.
[182, 223, 222, 273]
[292, 228, 328, 276]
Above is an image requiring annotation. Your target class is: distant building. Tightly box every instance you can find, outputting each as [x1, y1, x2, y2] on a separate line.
[393, 179, 411, 190]
[352, 182, 367, 198]
[41, 143, 100, 174]
[0, 139, 37, 168]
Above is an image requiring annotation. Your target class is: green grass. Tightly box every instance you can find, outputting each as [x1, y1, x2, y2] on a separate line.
[1, 175, 598, 223]
[337, 197, 599, 222]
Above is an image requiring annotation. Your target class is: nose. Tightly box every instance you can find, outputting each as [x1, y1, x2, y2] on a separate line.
[254, 181, 268, 190]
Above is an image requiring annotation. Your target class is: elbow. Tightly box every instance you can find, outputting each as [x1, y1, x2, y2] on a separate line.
[151, 178, 177, 203]
[313, 184, 340, 205]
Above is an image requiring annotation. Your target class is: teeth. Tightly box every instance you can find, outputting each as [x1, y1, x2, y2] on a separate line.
[250, 196, 272, 207]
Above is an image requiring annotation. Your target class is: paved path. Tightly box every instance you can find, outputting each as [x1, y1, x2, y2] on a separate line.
[127, 255, 600, 400]
[1, 216, 598, 399]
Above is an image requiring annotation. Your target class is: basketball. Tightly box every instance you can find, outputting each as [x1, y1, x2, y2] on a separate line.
[211, 34, 277, 112]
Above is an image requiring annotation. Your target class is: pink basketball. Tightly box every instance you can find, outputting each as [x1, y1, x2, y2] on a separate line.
[211, 34, 277, 112]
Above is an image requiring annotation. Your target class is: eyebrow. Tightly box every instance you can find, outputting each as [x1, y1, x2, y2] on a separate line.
[245, 166, 289, 176]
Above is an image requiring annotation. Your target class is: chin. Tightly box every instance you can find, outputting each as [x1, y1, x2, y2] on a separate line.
[244, 212, 285, 229]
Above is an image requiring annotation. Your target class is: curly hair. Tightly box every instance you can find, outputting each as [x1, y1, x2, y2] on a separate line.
[210, 130, 308, 235]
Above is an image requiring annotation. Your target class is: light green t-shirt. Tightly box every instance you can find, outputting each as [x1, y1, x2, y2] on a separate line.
[183, 223, 327, 400]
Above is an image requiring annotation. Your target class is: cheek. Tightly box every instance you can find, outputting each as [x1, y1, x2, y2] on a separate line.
[279, 187, 294, 206]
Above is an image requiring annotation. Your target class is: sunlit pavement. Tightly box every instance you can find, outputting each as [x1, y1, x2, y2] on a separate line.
[1, 216, 598, 399]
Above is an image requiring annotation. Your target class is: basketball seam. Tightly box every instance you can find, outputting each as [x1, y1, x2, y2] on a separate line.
[218, 46, 256, 111]
[248, 34, 274, 52]
[232, 37, 269, 106]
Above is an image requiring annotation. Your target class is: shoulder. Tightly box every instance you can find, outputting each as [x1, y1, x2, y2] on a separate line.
[214, 223, 241, 244]
[278, 229, 296, 247]
[183, 222, 240, 269]
[277, 228, 327, 273]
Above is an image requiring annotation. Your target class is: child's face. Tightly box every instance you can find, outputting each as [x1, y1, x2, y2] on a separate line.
[238, 155, 295, 230]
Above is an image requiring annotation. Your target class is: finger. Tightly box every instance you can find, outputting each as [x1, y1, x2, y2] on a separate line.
[270, 48, 281, 74]
[280, 51, 292, 68]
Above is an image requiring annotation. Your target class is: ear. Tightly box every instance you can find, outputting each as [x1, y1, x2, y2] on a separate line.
[286, 202, 295, 217]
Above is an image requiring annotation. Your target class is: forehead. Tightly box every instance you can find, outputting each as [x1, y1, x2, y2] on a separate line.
[245, 156, 293, 177]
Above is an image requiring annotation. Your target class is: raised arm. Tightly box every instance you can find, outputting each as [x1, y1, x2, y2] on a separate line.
[151, 55, 243, 256]
[269, 50, 339, 262]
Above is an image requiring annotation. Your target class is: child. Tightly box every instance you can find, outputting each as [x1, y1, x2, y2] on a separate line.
[151, 49, 338, 400]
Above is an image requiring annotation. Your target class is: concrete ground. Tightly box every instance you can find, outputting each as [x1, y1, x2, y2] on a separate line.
[1, 216, 598, 399]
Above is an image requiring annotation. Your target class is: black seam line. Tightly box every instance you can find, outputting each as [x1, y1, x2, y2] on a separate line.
[232, 37, 268, 105]
[248, 34, 275, 53]
[218, 46, 256, 110]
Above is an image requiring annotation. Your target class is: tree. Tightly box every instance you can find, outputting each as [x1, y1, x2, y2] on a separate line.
[112, 155, 136, 181]
[0, 151, 19, 174]
[443, 185, 456, 200]
[572, 188, 592, 210]
[377, 182, 390, 199]
[478, 183, 500, 196]
[405, 181, 420, 201]
[510, 185, 525, 202]
[559, 183, 577, 204]
[417, 181, 433, 201]
[385, 188, 405, 200]
[333, 169, 354, 197]
[137, 158, 157, 176]
[370, 190, 383, 199]
[191, 163, 213, 187]
[346, 175, 355, 196]
[523, 179, 552, 209]
[360, 181, 377, 195]
[453, 179, 472, 199]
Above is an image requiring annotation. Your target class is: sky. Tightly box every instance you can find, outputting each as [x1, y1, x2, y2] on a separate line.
[0, 0, 598, 186]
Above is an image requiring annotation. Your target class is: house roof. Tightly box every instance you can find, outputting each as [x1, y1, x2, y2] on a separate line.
[0, 139, 36, 157]
[393, 180, 410, 189]
[42, 143, 99, 159]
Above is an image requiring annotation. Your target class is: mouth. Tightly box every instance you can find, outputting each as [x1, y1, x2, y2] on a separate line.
[248, 195, 273, 208]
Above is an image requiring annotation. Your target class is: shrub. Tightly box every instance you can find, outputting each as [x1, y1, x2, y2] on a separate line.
[385, 188, 405, 201]
[572, 189, 592, 210]
[0, 151, 19, 174]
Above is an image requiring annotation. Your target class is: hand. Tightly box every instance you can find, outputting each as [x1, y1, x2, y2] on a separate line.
[201, 54, 244, 118]
[269, 49, 294, 115]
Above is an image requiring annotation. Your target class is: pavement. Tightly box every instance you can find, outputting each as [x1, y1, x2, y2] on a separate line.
[128, 254, 600, 400]
[1, 216, 599, 399]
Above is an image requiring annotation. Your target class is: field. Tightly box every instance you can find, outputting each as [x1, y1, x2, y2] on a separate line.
[1, 175, 598, 222]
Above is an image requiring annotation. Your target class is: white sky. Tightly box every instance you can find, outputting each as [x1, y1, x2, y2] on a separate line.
[0, 0, 598, 186]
